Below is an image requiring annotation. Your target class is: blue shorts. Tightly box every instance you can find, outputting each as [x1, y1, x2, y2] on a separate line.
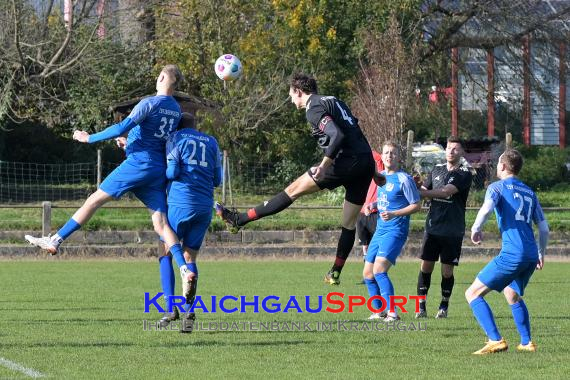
[167, 207, 212, 251]
[477, 253, 536, 296]
[100, 159, 167, 212]
[365, 230, 407, 265]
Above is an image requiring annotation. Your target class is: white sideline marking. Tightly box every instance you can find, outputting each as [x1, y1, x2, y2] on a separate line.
[0, 357, 45, 378]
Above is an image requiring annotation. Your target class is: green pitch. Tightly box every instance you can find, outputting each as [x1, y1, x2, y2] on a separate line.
[0, 260, 568, 379]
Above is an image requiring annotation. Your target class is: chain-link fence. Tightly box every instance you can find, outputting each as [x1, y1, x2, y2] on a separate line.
[0, 149, 499, 204]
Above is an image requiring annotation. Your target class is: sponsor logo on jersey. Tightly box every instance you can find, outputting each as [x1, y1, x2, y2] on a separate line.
[319, 116, 333, 131]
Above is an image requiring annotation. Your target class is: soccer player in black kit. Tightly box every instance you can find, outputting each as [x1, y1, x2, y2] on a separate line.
[415, 136, 473, 318]
[216, 72, 376, 285]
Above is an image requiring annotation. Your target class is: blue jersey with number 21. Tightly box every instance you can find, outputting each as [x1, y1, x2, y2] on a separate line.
[166, 128, 222, 211]
[486, 177, 545, 262]
[126, 95, 181, 164]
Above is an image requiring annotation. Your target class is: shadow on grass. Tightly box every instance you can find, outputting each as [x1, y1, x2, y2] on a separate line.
[0, 307, 110, 312]
[4, 318, 135, 323]
[153, 340, 311, 348]
[0, 342, 135, 348]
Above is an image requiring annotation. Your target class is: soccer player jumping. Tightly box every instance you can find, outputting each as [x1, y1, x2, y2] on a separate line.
[25, 65, 197, 301]
[216, 73, 376, 285]
[465, 149, 549, 355]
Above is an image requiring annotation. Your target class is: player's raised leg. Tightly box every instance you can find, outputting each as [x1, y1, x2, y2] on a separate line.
[25, 189, 113, 255]
[465, 278, 508, 354]
[215, 171, 320, 232]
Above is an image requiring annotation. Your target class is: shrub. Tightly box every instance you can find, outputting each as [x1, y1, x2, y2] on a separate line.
[516, 145, 569, 190]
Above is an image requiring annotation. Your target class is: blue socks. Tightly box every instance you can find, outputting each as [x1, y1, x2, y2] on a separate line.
[56, 218, 81, 241]
[511, 300, 531, 345]
[364, 278, 383, 311]
[187, 262, 198, 277]
[159, 256, 175, 312]
[469, 297, 501, 341]
[375, 272, 394, 314]
[169, 243, 187, 268]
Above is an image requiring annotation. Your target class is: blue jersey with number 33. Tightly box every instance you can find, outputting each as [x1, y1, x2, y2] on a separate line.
[486, 177, 546, 261]
[125, 95, 181, 164]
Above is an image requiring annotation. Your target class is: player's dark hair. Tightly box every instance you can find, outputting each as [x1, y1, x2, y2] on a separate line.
[500, 149, 523, 175]
[179, 112, 195, 130]
[289, 73, 318, 94]
[447, 135, 465, 149]
[162, 64, 184, 89]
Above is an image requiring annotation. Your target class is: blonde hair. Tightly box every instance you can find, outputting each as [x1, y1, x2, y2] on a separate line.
[500, 149, 523, 175]
[382, 140, 401, 154]
[161, 64, 184, 89]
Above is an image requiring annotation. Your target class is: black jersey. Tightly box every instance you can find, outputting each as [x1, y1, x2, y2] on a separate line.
[425, 163, 473, 237]
[305, 94, 371, 159]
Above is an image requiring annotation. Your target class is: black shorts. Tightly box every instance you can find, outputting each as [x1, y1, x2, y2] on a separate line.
[356, 212, 378, 246]
[308, 153, 374, 205]
[420, 232, 464, 266]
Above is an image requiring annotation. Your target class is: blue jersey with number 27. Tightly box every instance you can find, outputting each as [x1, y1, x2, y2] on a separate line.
[126, 95, 181, 164]
[486, 177, 545, 261]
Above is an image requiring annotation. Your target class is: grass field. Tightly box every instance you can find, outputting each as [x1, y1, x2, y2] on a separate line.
[1, 260, 568, 379]
[0, 187, 568, 232]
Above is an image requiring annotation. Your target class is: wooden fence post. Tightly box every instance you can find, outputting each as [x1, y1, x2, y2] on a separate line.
[42, 201, 51, 236]
[97, 149, 103, 188]
[406, 130, 415, 171]
[506, 132, 513, 149]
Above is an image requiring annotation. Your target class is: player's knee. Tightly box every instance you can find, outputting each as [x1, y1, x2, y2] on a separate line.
[363, 267, 373, 279]
[420, 260, 435, 273]
[151, 213, 167, 235]
[503, 287, 520, 304]
[341, 213, 358, 229]
[465, 287, 476, 303]
[84, 191, 109, 209]
[284, 182, 305, 200]
[441, 265, 454, 278]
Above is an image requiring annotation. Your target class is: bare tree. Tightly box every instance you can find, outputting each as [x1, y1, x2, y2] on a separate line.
[351, 15, 419, 151]
[419, 0, 570, 58]
[0, 0, 155, 128]
[417, 0, 570, 104]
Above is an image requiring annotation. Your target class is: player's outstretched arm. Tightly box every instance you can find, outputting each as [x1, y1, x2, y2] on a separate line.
[81, 118, 137, 144]
[73, 130, 90, 143]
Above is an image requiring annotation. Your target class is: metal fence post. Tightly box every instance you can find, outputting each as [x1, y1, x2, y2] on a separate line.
[97, 149, 103, 188]
[42, 201, 52, 236]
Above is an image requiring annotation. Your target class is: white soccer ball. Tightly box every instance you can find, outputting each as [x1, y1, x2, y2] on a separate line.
[214, 54, 242, 81]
